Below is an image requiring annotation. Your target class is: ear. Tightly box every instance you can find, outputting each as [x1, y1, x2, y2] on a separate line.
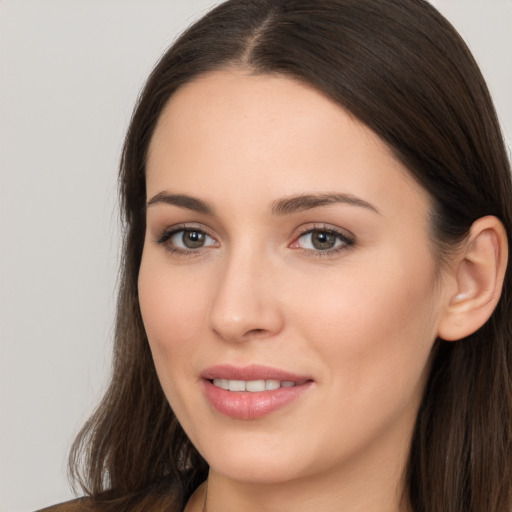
[438, 216, 508, 341]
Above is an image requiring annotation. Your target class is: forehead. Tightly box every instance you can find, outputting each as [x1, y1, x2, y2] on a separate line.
[148, 70, 381, 169]
[146, 70, 430, 220]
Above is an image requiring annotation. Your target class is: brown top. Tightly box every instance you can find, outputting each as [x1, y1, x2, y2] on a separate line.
[34, 492, 182, 511]
[34, 482, 184, 511]
[35, 498, 93, 512]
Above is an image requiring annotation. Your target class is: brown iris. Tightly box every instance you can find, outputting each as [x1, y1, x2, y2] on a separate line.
[181, 230, 206, 249]
[311, 231, 337, 250]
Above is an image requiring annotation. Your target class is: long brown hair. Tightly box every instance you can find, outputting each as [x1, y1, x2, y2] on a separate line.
[69, 1, 512, 510]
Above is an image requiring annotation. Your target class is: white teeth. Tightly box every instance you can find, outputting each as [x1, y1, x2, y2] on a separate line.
[215, 378, 229, 390]
[265, 379, 280, 390]
[228, 380, 245, 392]
[245, 380, 266, 392]
[212, 378, 298, 392]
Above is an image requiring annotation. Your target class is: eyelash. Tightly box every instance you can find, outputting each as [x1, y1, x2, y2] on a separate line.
[154, 224, 355, 257]
[155, 224, 218, 256]
[291, 224, 355, 257]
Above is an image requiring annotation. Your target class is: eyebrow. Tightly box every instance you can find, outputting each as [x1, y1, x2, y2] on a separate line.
[147, 192, 214, 215]
[271, 193, 379, 215]
[146, 191, 379, 216]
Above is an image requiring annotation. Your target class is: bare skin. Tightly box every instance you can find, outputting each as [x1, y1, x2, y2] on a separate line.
[139, 70, 507, 512]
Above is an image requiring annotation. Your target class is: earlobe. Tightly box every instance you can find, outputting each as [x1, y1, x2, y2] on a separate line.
[438, 216, 508, 341]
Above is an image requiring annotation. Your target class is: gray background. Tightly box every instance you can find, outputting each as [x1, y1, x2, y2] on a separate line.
[1, 1, 510, 510]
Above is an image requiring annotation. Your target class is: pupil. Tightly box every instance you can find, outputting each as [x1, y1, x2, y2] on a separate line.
[312, 231, 335, 250]
[183, 230, 204, 249]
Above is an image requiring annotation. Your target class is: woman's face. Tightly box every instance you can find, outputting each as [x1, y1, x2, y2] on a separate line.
[139, 71, 448, 487]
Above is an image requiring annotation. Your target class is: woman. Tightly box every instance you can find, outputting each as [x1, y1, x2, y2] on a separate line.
[40, 0, 512, 511]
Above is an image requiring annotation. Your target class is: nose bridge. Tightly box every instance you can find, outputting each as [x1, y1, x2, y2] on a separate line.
[208, 241, 283, 342]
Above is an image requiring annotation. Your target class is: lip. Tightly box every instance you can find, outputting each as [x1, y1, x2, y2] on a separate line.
[201, 364, 314, 420]
[200, 364, 311, 382]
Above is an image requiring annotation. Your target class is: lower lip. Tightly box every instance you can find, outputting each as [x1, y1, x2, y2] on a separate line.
[203, 379, 313, 420]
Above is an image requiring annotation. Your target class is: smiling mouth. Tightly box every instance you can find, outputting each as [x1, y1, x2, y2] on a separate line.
[211, 378, 307, 392]
[203, 372, 313, 419]
[200, 364, 314, 419]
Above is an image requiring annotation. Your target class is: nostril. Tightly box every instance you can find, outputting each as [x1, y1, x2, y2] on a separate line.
[240, 327, 273, 340]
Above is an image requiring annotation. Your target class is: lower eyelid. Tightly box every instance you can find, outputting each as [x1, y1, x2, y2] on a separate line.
[291, 227, 355, 249]
[155, 226, 219, 253]
[153, 224, 354, 256]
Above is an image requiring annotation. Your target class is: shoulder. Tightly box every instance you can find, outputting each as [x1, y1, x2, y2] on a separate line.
[33, 491, 184, 512]
[35, 497, 94, 512]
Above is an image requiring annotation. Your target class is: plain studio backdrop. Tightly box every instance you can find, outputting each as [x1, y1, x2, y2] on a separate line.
[0, 1, 510, 511]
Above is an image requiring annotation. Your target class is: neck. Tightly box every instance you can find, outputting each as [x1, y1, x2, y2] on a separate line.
[188, 448, 412, 512]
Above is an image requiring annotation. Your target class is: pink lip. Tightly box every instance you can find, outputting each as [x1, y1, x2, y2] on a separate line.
[200, 364, 310, 382]
[200, 364, 314, 420]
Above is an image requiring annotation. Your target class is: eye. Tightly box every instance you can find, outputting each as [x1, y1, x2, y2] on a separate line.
[291, 226, 354, 254]
[171, 229, 216, 249]
[156, 227, 218, 252]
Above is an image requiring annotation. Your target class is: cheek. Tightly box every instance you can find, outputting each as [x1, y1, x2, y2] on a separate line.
[137, 255, 210, 380]
[294, 250, 440, 398]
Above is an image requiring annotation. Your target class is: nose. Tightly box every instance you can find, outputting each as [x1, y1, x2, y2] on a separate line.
[208, 248, 284, 343]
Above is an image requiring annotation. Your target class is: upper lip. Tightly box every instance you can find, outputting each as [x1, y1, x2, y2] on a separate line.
[200, 364, 312, 382]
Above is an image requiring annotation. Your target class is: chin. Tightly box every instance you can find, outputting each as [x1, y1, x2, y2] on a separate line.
[209, 454, 308, 485]
[193, 428, 315, 484]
